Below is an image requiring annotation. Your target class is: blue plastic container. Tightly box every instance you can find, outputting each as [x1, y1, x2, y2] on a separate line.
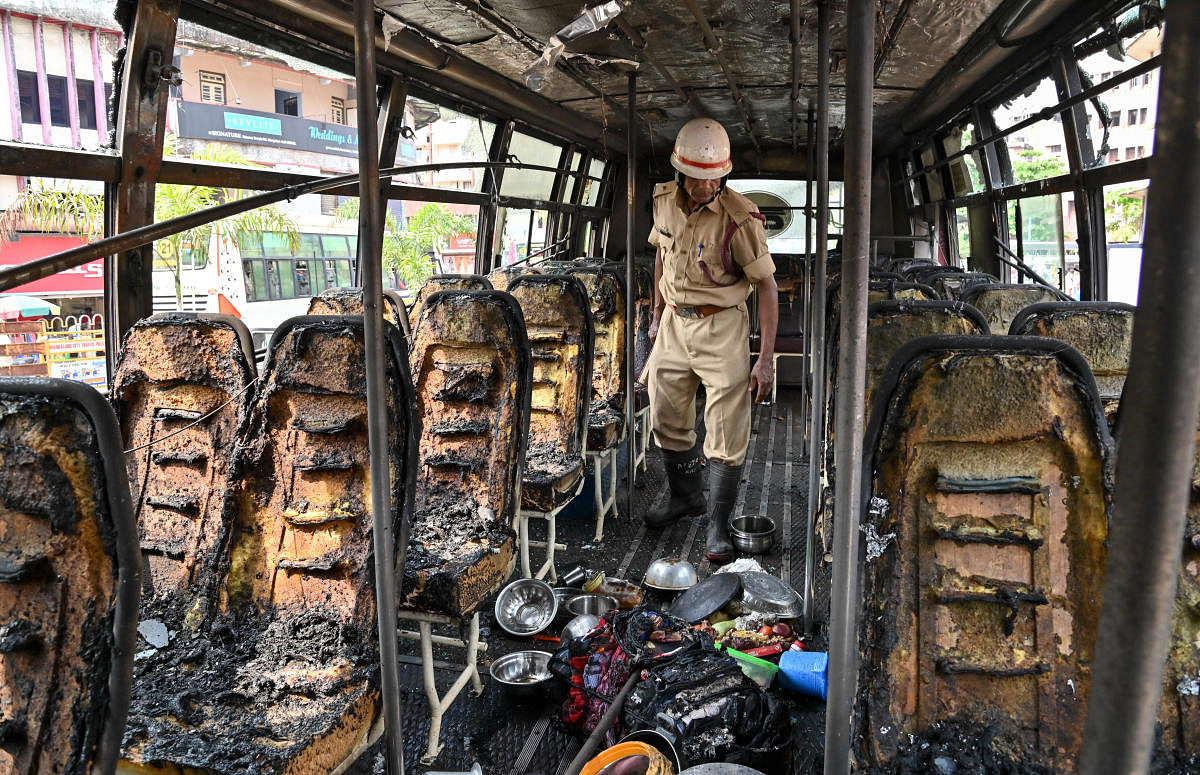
[778, 650, 828, 700]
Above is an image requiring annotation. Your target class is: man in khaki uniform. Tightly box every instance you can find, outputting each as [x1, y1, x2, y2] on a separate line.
[644, 118, 778, 562]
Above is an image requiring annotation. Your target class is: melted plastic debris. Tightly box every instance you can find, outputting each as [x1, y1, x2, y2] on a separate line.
[861, 520, 896, 562]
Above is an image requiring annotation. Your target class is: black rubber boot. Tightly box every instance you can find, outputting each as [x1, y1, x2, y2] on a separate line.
[644, 447, 706, 528]
[705, 461, 742, 562]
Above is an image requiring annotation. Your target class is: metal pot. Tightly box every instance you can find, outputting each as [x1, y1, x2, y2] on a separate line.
[643, 558, 698, 591]
[489, 650, 553, 700]
[567, 594, 619, 618]
[560, 613, 601, 643]
[729, 515, 777, 553]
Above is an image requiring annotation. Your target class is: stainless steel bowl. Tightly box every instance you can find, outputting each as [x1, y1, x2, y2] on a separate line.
[729, 515, 777, 553]
[560, 613, 601, 643]
[494, 578, 558, 636]
[489, 650, 552, 700]
[643, 557, 698, 591]
[566, 594, 619, 618]
[552, 587, 584, 621]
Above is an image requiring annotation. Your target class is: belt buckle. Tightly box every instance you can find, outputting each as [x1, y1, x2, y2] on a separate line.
[676, 305, 701, 319]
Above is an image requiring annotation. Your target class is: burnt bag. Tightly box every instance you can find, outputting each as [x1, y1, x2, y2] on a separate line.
[621, 641, 792, 773]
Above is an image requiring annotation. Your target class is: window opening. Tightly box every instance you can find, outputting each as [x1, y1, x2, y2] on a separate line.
[331, 96, 346, 124]
[199, 71, 225, 104]
[274, 89, 300, 116]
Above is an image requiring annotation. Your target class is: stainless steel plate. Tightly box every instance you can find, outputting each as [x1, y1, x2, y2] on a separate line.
[738, 570, 803, 617]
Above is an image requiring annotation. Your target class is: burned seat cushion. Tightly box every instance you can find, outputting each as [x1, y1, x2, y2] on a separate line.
[961, 283, 1068, 334]
[122, 316, 416, 775]
[858, 335, 1112, 772]
[0, 384, 130, 775]
[112, 313, 255, 626]
[507, 275, 594, 512]
[307, 287, 406, 327]
[409, 274, 492, 326]
[569, 268, 627, 451]
[404, 291, 530, 616]
[1009, 301, 1135, 426]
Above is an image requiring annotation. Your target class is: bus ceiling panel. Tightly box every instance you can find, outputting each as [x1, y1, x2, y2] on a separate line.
[873, 0, 1008, 90]
[898, 0, 1100, 141]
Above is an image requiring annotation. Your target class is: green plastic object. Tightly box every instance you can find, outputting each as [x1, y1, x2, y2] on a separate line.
[716, 644, 779, 688]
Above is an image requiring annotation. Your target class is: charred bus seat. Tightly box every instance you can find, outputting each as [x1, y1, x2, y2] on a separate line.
[567, 267, 627, 541]
[904, 262, 964, 285]
[824, 277, 940, 354]
[121, 316, 417, 775]
[111, 313, 255, 628]
[821, 300, 989, 518]
[0, 378, 137, 775]
[307, 287, 411, 344]
[960, 283, 1071, 334]
[401, 289, 530, 762]
[857, 335, 1113, 772]
[486, 264, 540, 292]
[1009, 301, 1135, 429]
[929, 271, 1000, 300]
[410, 274, 492, 326]
[506, 274, 593, 582]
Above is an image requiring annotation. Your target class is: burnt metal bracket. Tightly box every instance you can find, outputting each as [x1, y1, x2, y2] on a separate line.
[141, 48, 182, 96]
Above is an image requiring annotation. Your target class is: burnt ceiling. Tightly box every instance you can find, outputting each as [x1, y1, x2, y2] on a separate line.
[372, 0, 1013, 164]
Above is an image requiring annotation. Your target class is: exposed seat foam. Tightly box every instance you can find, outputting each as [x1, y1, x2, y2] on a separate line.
[409, 274, 492, 328]
[507, 275, 593, 514]
[403, 290, 529, 616]
[1009, 301, 1135, 427]
[960, 282, 1070, 334]
[0, 377, 137, 775]
[857, 335, 1113, 771]
[121, 316, 417, 775]
[112, 313, 255, 626]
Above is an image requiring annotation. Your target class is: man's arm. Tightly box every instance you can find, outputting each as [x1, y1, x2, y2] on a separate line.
[748, 273, 779, 403]
[650, 247, 665, 340]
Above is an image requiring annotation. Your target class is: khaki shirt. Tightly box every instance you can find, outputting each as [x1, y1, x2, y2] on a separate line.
[646, 182, 775, 308]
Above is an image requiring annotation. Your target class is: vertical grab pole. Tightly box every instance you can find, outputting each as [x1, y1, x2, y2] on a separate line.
[1080, 3, 1200, 772]
[824, 0, 873, 770]
[802, 0, 830, 639]
[354, 0, 405, 772]
[625, 72, 638, 528]
[800, 100, 814, 444]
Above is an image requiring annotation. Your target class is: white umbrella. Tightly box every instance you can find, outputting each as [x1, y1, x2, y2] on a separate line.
[0, 294, 61, 321]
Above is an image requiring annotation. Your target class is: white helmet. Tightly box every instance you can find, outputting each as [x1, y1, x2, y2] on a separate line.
[670, 118, 732, 179]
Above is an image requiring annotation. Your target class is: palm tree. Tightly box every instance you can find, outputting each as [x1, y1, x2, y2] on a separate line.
[337, 199, 474, 290]
[0, 135, 300, 309]
[152, 136, 299, 307]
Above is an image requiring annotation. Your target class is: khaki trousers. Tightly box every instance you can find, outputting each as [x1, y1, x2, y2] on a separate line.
[647, 304, 751, 465]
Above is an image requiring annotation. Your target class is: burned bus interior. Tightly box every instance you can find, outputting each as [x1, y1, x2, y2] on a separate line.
[0, 0, 1196, 773]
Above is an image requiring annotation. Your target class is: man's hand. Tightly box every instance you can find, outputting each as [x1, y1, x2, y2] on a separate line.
[749, 356, 774, 404]
[649, 313, 660, 341]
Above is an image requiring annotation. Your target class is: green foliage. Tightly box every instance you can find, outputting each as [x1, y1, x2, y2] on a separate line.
[0, 178, 104, 243]
[154, 135, 299, 306]
[337, 200, 474, 290]
[1104, 188, 1144, 243]
[1011, 147, 1067, 184]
